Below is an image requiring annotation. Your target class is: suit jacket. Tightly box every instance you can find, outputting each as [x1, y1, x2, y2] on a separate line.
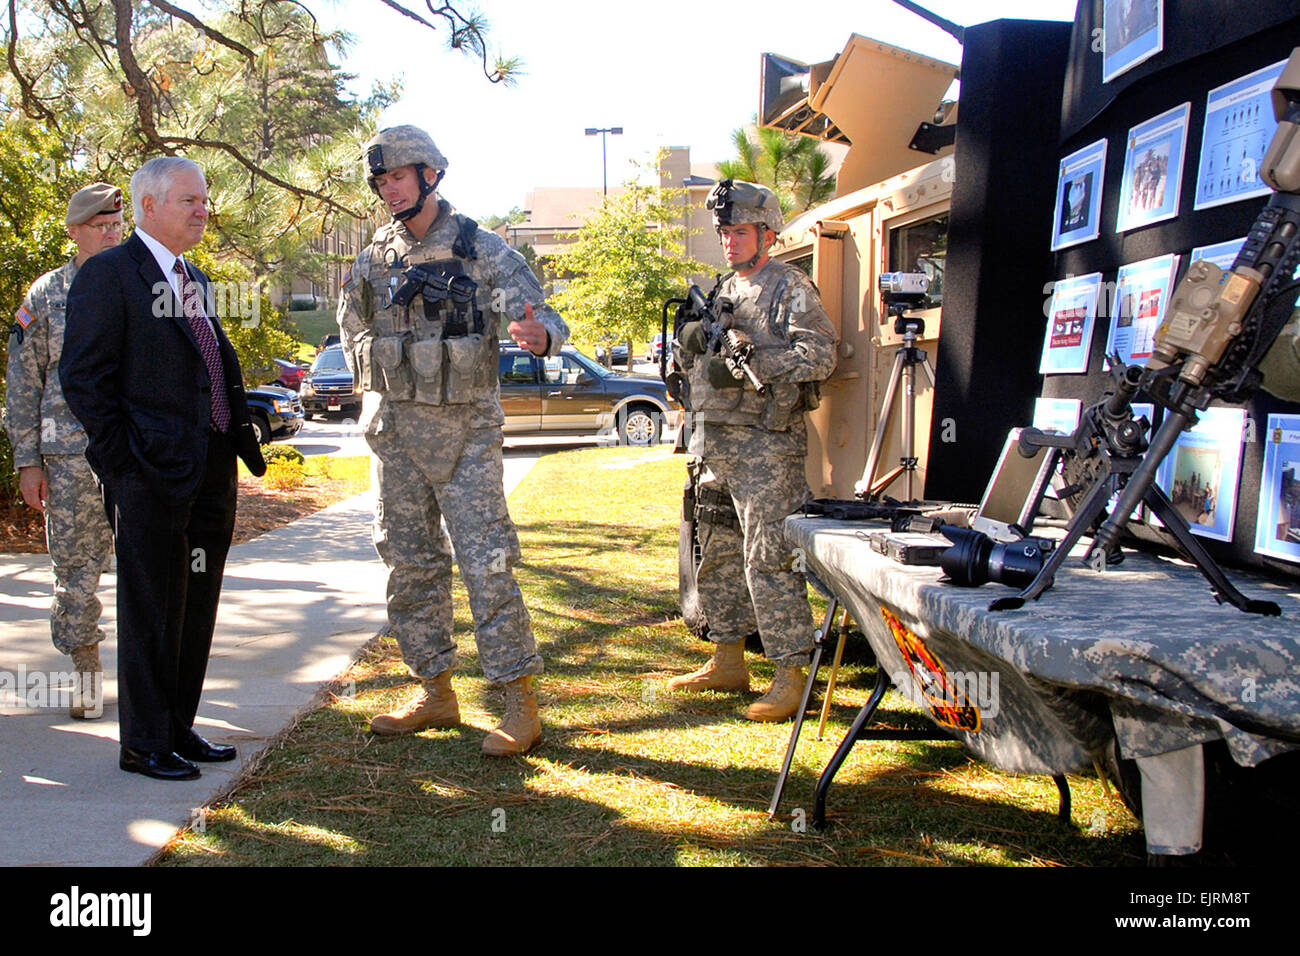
[60, 231, 266, 501]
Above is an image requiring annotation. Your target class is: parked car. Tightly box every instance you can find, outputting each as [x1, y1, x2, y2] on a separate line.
[317, 333, 341, 353]
[299, 344, 362, 418]
[500, 344, 680, 445]
[645, 333, 667, 364]
[244, 385, 305, 444]
[267, 357, 308, 391]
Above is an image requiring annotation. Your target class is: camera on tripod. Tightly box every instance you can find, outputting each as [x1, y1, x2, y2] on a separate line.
[880, 271, 931, 334]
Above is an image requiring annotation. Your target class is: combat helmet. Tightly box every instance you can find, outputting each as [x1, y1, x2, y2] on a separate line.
[706, 179, 785, 236]
[363, 125, 448, 222]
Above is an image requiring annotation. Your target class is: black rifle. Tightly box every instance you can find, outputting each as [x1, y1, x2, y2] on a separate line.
[662, 279, 765, 394]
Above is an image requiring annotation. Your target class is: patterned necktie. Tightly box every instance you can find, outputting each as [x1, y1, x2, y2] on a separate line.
[173, 259, 231, 433]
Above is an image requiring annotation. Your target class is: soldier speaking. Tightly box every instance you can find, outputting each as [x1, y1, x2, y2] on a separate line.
[4, 183, 124, 719]
[667, 179, 838, 720]
[337, 125, 568, 754]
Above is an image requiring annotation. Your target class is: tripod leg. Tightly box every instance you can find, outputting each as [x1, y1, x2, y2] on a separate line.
[989, 470, 1117, 610]
[813, 667, 890, 830]
[903, 359, 917, 500]
[857, 348, 906, 498]
[1143, 486, 1281, 615]
[919, 357, 937, 390]
[768, 597, 837, 819]
[816, 611, 850, 740]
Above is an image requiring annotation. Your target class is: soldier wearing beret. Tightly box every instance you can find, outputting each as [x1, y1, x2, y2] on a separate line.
[337, 125, 568, 754]
[4, 183, 124, 718]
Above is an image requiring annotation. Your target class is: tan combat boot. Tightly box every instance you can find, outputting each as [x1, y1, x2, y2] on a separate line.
[667, 641, 750, 692]
[482, 676, 541, 756]
[745, 665, 807, 722]
[370, 672, 461, 736]
[69, 645, 103, 720]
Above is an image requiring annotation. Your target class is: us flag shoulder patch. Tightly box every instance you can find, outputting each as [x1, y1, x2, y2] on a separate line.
[14, 305, 35, 329]
[340, 266, 352, 289]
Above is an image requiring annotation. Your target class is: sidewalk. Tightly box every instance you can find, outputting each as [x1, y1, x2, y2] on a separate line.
[0, 454, 539, 866]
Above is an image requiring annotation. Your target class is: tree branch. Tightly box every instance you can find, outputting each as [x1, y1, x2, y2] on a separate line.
[144, 0, 258, 62]
[7, 0, 59, 125]
[159, 133, 362, 218]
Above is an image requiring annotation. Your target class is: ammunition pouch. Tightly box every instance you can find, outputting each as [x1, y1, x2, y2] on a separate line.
[408, 337, 444, 404]
[695, 484, 741, 531]
[370, 335, 414, 399]
[761, 382, 801, 429]
[443, 333, 487, 404]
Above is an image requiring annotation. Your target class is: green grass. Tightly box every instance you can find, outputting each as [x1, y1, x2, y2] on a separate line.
[159, 446, 1145, 867]
[286, 308, 336, 361]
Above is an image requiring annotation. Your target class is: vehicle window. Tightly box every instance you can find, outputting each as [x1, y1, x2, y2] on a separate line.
[542, 356, 584, 386]
[499, 353, 536, 385]
[887, 214, 948, 306]
[563, 349, 611, 379]
[312, 349, 348, 371]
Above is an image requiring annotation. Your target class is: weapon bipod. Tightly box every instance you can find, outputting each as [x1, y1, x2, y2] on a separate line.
[991, 394, 1280, 616]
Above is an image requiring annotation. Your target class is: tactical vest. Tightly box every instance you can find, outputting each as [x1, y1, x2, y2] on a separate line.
[686, 264, 815, 431]
[352, 212, 498, 407]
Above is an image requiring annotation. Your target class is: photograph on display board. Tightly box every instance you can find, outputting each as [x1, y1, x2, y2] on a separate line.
[1103, 0, 1163, 83]
[1032, 397, 1082, 434]
[1191, 237, 1247, 270]
[1040, 273, 1102, 375]
[1154, 406, 1246, 543]
[1105, 253, 1180, 368]
[1194, 59, 1287, 211]
[1051, 139, 1107, 250]
[1254, 415, 1300, 564]
[1118, 103, 1191, 232]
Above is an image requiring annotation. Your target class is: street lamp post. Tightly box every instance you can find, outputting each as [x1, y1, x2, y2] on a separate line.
[584, 126, 623, 197]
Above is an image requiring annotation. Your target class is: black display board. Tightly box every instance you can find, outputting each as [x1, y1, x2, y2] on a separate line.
[1041, 0, 1300, 579]
[924, 18, 1073, 503]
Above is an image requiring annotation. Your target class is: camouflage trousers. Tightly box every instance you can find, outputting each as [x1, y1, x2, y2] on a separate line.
[43, 454, 113, 653]
[693, 453, 814, 665]
[369, 404, 542, 685]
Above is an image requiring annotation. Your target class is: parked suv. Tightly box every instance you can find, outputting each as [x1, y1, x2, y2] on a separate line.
[299, 344, 362, 418]
[500, 344, 680, 445]
[244, 385, 304, 444]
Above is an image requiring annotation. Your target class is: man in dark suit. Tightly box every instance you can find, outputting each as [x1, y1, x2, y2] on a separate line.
[60, 156, 266, 780]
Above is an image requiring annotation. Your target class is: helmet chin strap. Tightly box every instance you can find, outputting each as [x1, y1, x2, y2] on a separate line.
[392, 167, 444, 222]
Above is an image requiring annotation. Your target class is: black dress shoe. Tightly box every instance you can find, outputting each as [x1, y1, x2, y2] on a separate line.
[119, 747, 200, 781]
[176, 729, 237, 763]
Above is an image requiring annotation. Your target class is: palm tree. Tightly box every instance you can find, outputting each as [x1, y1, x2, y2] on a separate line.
[716, 123, 837, 217]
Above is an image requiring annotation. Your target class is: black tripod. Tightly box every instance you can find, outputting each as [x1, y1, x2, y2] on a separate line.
[857, 312, 936, 501]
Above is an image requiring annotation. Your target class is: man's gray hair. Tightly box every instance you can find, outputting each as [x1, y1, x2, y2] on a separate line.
[130, 157, 204, 221]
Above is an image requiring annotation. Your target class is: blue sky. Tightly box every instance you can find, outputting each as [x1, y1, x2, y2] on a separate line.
[315, 0, 1080, 219]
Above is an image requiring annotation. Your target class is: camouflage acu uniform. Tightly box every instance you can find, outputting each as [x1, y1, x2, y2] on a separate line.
[338, 199, 568, 684]
[679, 260, 837, 664]
[4, 259, 113, 653]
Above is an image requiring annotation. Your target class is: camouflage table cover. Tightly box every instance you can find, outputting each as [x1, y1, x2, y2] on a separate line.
[786, 516, 1300, 852]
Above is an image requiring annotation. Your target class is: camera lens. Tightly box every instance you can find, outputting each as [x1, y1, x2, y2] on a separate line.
[939, 526, 1046, 589]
